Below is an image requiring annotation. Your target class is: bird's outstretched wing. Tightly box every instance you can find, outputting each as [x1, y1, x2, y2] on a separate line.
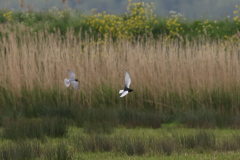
[68, 70, 76, 81]
[64, 79, 70, 87]
[125, 71, 131, 88]
[119, 90, 124, 94]
[70, 81, 78, 90]
[120, 91, 128, 97]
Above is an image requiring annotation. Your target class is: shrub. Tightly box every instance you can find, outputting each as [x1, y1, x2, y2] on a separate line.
[0, 140, 41, 160]
[2, 117, 68, 140]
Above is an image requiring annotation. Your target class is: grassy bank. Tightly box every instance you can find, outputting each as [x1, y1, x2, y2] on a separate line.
[1, 126, 240, 159]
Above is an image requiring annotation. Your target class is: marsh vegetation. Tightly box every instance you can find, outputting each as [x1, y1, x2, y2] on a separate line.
[1, 2, 240, 159]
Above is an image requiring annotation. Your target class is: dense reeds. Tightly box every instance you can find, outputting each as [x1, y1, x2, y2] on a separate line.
[0, 23, 240, 130]
[1, 24, 240, 111]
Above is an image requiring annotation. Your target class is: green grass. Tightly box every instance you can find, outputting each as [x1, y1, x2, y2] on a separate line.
[73, 152, 240, 160]
[2, 102, 240, 132]
[1, 125, 240, 159]
[2, 117, 69, 140]
[71, 152, 240, 160]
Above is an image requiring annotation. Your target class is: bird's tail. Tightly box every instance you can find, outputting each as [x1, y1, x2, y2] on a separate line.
[64, 79, 70, 87]
[119, 90, 124, 94]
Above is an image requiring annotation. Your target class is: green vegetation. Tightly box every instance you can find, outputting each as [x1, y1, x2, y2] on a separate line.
[1, 126, 240, 159]
[0, 2, 240, 41]
[1, 0, 240, 19]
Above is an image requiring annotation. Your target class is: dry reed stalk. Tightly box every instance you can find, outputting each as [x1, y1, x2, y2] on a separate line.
[20, 0, 24, 8]
[0, 24, 240, 109]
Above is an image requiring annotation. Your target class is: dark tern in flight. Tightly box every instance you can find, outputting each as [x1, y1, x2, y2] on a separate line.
[119, 71, 133, 97]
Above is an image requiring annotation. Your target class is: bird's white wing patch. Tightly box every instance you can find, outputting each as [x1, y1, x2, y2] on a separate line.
[70, 81, 78, 90]
[68, 70, 76, 81]
[125, 71, 131, 88]
[64, 79, 70, 87]
[119, 90, 124, 94]
[120, 91, 128, 97]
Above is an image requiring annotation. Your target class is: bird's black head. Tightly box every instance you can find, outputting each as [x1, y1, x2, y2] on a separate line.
[75, 79, 78, 82]
[129, 89, 133, 92]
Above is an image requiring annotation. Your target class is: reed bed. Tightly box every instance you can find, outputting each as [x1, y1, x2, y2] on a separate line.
[0, 24, 240, 114]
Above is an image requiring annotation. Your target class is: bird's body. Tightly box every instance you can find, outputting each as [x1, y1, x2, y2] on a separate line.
[64, 70, 78, 90]
[119, 71, 133, 97]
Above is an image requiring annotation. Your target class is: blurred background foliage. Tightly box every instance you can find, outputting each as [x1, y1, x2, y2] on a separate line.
[1, 1, 240, 41]
[1, 0, 240, 19]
